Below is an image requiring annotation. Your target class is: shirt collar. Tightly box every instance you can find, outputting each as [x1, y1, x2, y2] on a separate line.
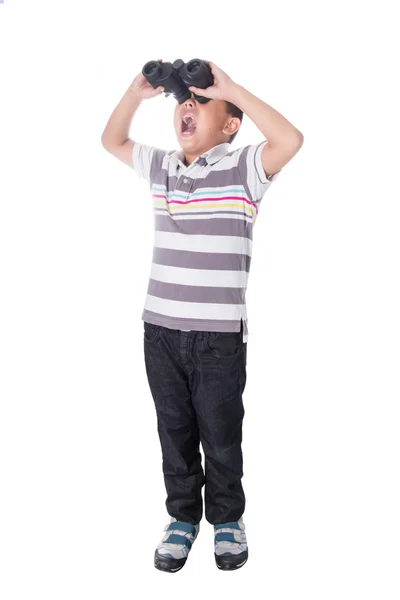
[169, 142, 231, 167]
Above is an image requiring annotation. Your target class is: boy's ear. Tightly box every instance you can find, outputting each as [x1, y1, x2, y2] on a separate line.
[223, 117, 240, 136]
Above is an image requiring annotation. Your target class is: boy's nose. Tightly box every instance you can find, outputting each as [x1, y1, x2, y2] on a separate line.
[184, 95, 196, 106]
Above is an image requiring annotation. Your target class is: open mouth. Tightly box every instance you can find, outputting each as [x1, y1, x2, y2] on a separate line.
[181, 113, 197, 137]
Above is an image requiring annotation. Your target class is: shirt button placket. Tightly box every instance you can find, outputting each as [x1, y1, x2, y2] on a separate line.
[181, 176, 192, 200]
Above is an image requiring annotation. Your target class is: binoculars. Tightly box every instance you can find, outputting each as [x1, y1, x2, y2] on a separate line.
[142, 58, 214, 104]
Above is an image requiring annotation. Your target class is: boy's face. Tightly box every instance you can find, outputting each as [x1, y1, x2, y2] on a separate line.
[173, 94, 240, 162]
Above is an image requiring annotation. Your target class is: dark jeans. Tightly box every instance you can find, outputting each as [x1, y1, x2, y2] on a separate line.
[143, 319, 247, 525]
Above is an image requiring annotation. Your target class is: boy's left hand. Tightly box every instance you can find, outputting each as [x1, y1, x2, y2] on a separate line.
[188, 60, 237, 101]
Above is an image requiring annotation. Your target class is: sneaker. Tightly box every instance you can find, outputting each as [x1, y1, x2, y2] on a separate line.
[214, 516, 248, 570]
[154, 517, 200, 573]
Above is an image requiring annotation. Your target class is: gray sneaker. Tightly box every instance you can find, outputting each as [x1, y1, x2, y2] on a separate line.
[154, 517, 200, 573]
[214, 516, 248, 570]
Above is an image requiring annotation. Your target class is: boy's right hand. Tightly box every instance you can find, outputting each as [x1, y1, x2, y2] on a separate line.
[129, 58, 165, 100]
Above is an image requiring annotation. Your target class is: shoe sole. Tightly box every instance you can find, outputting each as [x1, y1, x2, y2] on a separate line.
[154, 550, 187, 573]
[215, 549, 248, 570]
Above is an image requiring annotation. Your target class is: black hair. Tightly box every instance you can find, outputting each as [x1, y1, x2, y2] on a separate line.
[225, 101, 243, 144]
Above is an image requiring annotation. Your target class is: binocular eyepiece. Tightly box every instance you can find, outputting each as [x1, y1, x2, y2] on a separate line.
[142, 58, 214, 104]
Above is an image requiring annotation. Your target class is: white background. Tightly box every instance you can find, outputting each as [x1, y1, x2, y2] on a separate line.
[1, 1, 399, 598]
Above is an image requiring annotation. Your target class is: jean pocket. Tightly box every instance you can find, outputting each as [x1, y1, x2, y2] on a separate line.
[203, 331, 244, 359]
[143, 321, 162, 344]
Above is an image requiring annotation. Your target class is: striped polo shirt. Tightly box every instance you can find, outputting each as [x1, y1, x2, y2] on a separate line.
[132, 140, 280, 343]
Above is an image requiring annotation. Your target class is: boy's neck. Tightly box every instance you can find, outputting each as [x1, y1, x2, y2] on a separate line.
[182, 140, 227, 168]
[182, 151, 198, 168]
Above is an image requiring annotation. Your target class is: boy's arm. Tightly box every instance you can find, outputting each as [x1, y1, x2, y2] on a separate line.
[101, 61, 164, 168]
[189, 61, 303, 178]
[227, 83, 304, 178]
[101, 87, 141, 168]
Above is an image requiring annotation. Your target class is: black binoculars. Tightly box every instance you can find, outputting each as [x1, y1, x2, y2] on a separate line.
[142, 58, 214, 104]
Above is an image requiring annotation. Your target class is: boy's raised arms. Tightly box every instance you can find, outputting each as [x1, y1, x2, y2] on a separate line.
[102, 59, 304, 179]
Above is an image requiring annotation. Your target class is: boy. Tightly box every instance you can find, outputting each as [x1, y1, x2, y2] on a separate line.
[101, 59, 303, 572]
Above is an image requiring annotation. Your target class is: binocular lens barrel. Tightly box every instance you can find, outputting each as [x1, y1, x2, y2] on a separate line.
[143, 61, 162, 80]
[187, 60, 201, 73]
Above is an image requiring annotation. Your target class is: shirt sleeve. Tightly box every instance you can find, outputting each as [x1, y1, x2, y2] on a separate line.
[132, 142, 169, 187]
[237, 140, 281, 207]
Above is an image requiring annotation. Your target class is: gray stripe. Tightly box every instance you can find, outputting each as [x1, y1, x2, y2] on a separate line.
[236, 145, 253, 203]
[142, 309, 243, 333]
[147, 280, 246, 304]
[150, 148, 169, 184]
[152, 163, 246, 192]
[151, 247, 251, 272]
[154, 207, 253, 226]
[154, 214, 253, 240]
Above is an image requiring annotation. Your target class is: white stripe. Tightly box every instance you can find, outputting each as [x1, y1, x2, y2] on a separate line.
[152, 183, 247, 194]
[154, 231, 252, 256]
[145, 294, 244, 321]
[150, 263, 249, 288]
